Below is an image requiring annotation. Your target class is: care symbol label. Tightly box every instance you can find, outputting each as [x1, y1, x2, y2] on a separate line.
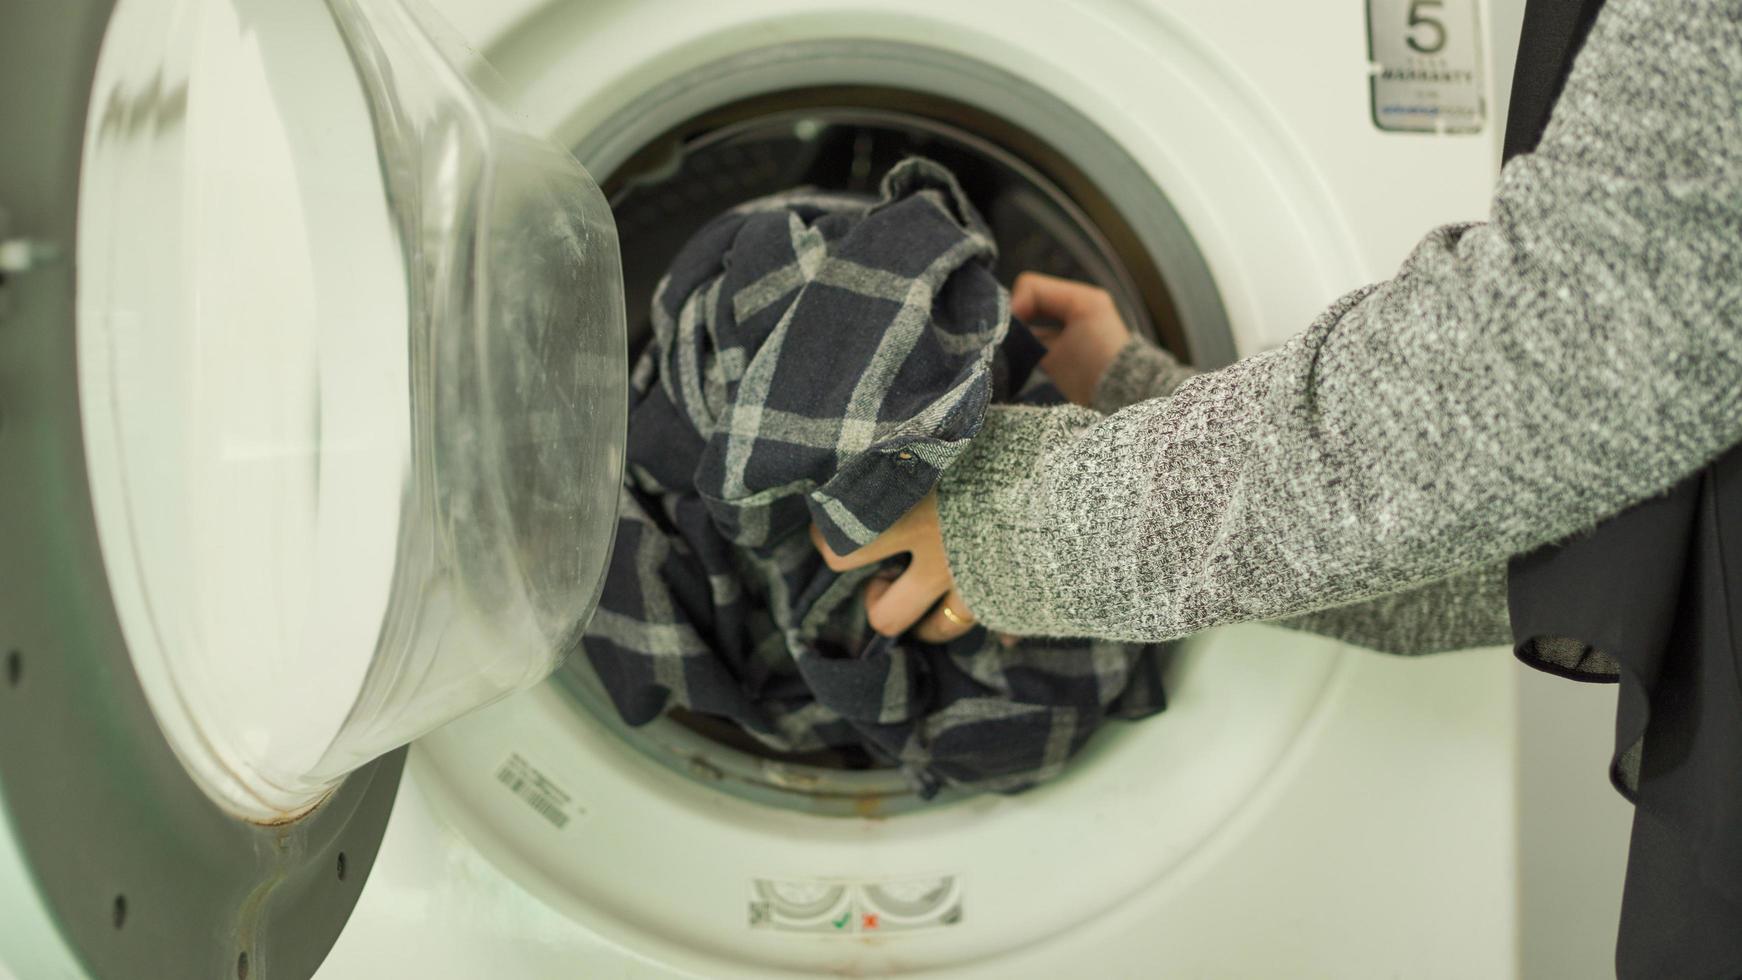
[748, 875, 963, 935]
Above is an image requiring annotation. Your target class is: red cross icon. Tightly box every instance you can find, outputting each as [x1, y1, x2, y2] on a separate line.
[861, 913, 881, 930]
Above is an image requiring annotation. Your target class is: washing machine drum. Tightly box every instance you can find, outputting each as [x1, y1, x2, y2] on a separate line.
[0, 0, 626, 976]
[608, 107, 1155, 353]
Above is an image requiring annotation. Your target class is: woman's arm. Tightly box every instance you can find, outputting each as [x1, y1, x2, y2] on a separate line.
[1091, 334, 1514, 653]
[932, 0, 1742, 643]
[1092, 337, 1199, 413]
[1272, 564, 1511, 655]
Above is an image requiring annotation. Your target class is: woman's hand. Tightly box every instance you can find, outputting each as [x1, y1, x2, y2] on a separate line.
[1014, 272, 1132, 408]
[808, 271, 1127, 644]
[809, 493, 980, 644]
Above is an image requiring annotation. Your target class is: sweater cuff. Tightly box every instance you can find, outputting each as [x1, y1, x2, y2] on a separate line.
[937, 404, 1100, 636]
[1092, 337, 1195, 414]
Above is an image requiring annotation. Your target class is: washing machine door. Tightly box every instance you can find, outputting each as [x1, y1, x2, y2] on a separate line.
[0, 0, 627, 976]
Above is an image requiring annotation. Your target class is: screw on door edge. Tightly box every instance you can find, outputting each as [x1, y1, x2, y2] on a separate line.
[0, 206, 63, 319]
[0, 207, 63, 291]
[0, 238, 60, 276]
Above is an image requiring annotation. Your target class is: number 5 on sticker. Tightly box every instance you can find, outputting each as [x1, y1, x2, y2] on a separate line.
[1407, 0, 1446, 53]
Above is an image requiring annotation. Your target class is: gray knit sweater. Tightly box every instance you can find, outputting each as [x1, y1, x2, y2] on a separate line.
[937, 0, 1742, 654]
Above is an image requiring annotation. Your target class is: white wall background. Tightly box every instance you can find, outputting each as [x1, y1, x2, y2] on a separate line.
[1517, 670, 1633, 979]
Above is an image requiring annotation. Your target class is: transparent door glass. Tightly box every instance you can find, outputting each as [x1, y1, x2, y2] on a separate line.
[76, 0, 627, 821]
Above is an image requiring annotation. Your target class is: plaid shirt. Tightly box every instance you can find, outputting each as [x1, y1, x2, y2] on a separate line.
[578, 159, 1168, 795]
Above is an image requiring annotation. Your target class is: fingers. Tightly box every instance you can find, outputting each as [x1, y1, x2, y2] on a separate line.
[813, 494, 963, 641]
[1011, 272, 1114, 325]
[811, 523, 908, 572]
[811, 494, 942, 572]
[914, 589, 979, 644]
[863, 579, 982, 645]
[863, 563, 952, 638]
[863, 576, 893, 617]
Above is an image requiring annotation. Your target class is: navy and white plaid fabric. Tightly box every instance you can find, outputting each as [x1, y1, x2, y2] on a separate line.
[577, 159, 1168, 795]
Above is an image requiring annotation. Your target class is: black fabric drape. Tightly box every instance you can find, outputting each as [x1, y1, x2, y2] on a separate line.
[1511, 455, 1742, 977]
[1504, 1, 1742, 975]
[1501, 0, 1609, 163]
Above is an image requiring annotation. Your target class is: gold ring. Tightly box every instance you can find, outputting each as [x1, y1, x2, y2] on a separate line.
[940, 603, 974, 628]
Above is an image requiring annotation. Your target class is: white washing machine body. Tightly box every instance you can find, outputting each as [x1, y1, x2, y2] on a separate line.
[0, 1, 1530, 978]
[327, 1, 1526, 976]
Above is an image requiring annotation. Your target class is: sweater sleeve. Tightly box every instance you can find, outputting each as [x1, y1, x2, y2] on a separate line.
[937, 0, 1742, 645]
[1099, 305, 1514, 652]
[1272, 563, 1512, 655]
[1092, 336, 1199, 414]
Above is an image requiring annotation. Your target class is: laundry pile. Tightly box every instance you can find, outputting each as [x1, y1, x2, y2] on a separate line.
[577, 158, 1168, 796]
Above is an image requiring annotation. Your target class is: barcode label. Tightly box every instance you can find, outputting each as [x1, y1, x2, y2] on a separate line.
[495, 753, 577, 829]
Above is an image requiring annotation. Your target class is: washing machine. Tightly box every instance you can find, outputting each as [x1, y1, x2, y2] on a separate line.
[0, 0, 1538, 977]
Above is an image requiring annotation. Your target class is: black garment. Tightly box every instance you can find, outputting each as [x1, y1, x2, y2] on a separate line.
[1512, 454, 1742, 977]
[1506, 1, 1742, 974]
[1501, 0, 1609, 162]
